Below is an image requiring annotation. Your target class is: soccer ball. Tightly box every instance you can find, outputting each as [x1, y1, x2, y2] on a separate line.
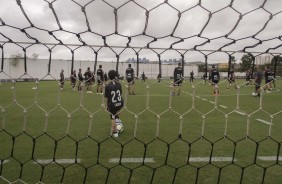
[116, 123, 123, 133]
[116, 119, 124, 133]
[252, 92, 257, 96]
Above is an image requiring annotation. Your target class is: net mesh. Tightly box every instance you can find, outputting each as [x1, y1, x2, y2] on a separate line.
[0, 0, 282, 183]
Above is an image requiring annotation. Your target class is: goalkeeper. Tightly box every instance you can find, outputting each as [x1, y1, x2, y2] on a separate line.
[104, 70, 124, 137]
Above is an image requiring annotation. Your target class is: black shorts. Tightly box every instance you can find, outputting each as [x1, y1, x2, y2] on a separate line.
[255, 82, 261, 90]
[229, 78, 235, 83]
[174, 79, 182, 86]
[60, 80, 64, 85]
[97, 80, 103, 85]
[108, 102, 123, 119]
[212, 80, 219, 85]
[127, 78, 134, 84]
[266, 79, 273, 84]
[85, 79, 91, 85]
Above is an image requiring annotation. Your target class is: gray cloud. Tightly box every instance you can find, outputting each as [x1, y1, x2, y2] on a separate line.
[0, 0, 282, 64]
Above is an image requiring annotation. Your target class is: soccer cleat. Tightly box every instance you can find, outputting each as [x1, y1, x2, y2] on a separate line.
[113, 132, 119, 138]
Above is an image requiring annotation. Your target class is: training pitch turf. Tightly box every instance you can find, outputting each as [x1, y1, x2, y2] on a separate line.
[0, 78, 281, 183]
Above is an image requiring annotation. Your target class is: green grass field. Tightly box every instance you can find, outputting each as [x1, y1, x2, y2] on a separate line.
[0, 78, 282, 184]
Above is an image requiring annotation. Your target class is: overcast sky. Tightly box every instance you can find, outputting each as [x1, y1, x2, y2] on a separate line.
[1, 0, 282, 63]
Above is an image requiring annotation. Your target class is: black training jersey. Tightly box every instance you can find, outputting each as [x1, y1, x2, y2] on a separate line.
[228, 69, 234, 79]
[71, 73, 77, 83]
[141, 73, 145, 80]
[105, 80, 123, 107]
[96, 68, 104, 81]
[60, 72, 64, 81]
[78, 72, 83, 81]
[126, 68, 134, 80]
[84, 70, 92, 80]
[265, 69, 273, 81]
[255, 70, 263, 83]
[174, 66, 183, 79]
[209, 69, 220, 82]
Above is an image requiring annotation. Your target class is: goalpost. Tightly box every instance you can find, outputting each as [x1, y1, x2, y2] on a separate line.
[0, 0, 282, 183]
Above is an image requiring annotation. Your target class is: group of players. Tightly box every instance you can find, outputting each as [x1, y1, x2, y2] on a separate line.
[59, 63, 275, 138]
[59, 65, 107, 94]
[58, 64, 136, 138]
[172, 62, 276, 97]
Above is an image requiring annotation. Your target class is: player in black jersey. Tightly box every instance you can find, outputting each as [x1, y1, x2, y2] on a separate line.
[104, 72, 108, 82]
[84, 67, 93, 93]
[141, 72, 146, 83]
[70, 70, 77, 91]
[245, 69, 252, 86]
[264, 66, 274, 93]
[60, 69, 64, 91]
[253, 66, 263, 97]
[77, 68, 83, 91]
[226, 66, 237, 90]
[96, 65, 104, 94]
[126, 64, 136, 95]
[190, 70, 194, 83]
[209, 65, 220, 96]
[172, 62, 183, 96]
[104, 70, 124, 137]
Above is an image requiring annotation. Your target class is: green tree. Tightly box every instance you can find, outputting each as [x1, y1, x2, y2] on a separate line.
[239, 53, 255, 72]
[271, 55, 282, 76]
[231, 56, 236, 65]
[271, 55, 282, 65]
[198, 64, 206, 72]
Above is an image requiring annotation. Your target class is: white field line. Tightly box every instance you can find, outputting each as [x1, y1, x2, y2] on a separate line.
[219, 105, 228, 109]
[1, 160, 9, 164]
[34, 159, 81, 164]
[256, 119, 272, 125]
[209, 101, 215, 104]
[235, 110, 246, 116]
[195, 96, 201, 99]
[188, 157, 236, 162]
[109, 158, 155, 163]
[201, 98, 208, 101]
[258, 156, 282, 161]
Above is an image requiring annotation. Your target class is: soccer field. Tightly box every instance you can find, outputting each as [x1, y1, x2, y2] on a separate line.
[0, 78, 282, 184]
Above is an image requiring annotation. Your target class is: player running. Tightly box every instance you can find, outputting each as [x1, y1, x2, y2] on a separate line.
[264, 66, 274, 93]
[253, 66, 263, 97]
[245, 69, 252, 86]
[172, 62, 183, 96]
[209, 65, 220, 96]
[104, 70, 124, 138]
[226, 66, 237, 90]
[96, 65, 104, 94]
